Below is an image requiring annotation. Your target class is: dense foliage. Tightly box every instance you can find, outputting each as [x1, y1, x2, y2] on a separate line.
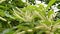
[0, 0, 60, 34]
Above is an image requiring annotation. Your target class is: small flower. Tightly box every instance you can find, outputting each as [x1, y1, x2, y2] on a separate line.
[51, 4, 60, 12]
[35, 0, 41, 4]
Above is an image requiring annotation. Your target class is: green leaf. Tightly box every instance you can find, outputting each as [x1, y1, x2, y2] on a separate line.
[13, 9, 25, 21]
[46, 0, 56, 10]
[5, 11, 15, 19]
[42, 20, 51, 26]
[54, 19, 60, 25]
[0, 9, 5, 16]
[48, 10, 54, 18]
[0, 17, 7, 21]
